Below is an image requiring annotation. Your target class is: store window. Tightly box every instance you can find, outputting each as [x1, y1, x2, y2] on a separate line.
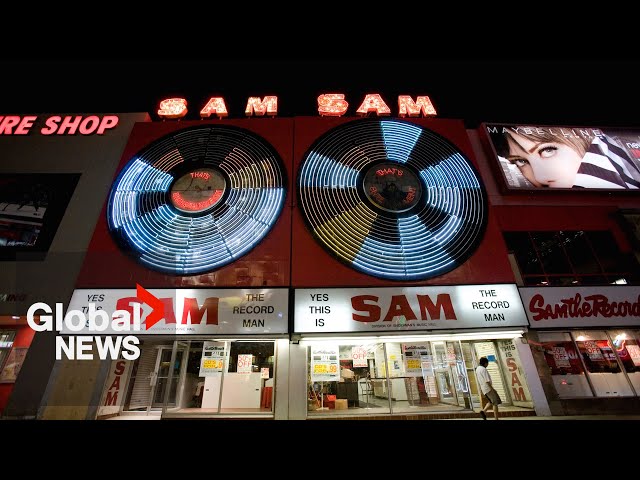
[537, 332, 593, 398]
[573, 330, 635, 397]
[305, 337, 533, 416]
[608, 329, 640, 394]
[537, 331, 638, 398]
[164, 339, 276, 416]
[0, 330, 16, 372]
[504, 231, 640, 286]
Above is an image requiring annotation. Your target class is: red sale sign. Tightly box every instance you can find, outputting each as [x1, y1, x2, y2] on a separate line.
[237, 354, 253, 374]
[351, 346, 368, 367]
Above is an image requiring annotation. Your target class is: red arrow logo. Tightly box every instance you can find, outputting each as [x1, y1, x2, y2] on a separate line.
[136, 284, 165, 330]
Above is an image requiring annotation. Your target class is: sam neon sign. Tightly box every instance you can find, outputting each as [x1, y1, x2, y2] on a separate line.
[157, 94, 437, 119]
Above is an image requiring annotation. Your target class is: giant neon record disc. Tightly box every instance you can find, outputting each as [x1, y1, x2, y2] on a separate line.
[107, 125, 286, 275]
[297, 118, 487, 281]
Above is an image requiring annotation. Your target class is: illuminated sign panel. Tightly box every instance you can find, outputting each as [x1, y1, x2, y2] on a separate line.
[0, 115, 119, 135]
[484, 123, 640, 190]
[64, 288, 289, 335]
[297, 118, 487, 281]
[520, 286, 640, 328]
[156, 94, 437, 119]
[107, 125, 286, 275]
[294, 285, 528, 333]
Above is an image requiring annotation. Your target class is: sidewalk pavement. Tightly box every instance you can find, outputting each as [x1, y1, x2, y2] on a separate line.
[457, 414, 640, 420]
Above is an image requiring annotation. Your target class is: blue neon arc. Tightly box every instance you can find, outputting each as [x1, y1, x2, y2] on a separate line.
[298, 118, 487, 281]
[107, 126, 287, 275]
[381, 120, 422, 163]
[299, 152, 359, 188]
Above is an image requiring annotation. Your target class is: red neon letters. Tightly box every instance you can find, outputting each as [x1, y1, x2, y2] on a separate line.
[0, 115, 119, 135]
[157, 94, 437, 119]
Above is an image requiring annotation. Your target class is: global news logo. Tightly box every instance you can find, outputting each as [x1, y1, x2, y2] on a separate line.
[25, 284, 164, 361]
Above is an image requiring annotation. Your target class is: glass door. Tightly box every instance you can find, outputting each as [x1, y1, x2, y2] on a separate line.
[446, 341, 471, 408]
[150, 347, 184, 408]
[471, 341, 509, 406]
[432, 342, 459, 406]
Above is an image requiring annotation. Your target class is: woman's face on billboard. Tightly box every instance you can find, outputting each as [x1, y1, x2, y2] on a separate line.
[505, 131, 583, 188]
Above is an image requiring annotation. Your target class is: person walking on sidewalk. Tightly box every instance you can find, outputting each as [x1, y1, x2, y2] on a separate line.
[475, 357, 501, 420]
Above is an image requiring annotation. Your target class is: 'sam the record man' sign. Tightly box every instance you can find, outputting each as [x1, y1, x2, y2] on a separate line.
[294, 285, 528, 333]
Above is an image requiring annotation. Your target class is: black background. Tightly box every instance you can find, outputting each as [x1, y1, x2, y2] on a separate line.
[1, 58, 639, 129]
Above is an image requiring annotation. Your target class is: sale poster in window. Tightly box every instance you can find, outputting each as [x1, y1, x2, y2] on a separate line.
[552, 346, 571, 369]
[311, 344, 339, 382]
[199, 341, 226, 377]
[543, 342, 584, 375]
[403, 343, 430, 377]
[351, 346, 368, 368]
[0, 347, 28, 383]
[237, 354, 253, 374]
[626, 344, 640, 367]
[577, 339, 621, 373]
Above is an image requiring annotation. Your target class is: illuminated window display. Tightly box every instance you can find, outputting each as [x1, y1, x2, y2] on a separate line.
[115, 339, 276, 417]
[304, 337, 534, 416]
[537, 330, 639, 398]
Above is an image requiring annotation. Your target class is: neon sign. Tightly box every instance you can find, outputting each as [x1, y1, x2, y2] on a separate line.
[0, 115, 119, 136]
[157, 94, 437, 119]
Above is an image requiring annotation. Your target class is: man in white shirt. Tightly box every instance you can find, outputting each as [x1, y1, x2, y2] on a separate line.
[475, 357, 501, 420]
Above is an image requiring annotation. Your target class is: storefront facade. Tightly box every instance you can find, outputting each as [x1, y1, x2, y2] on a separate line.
[3, 104, 639, 420]
[520, 285, 640, 415]
[40, 287, 289, 419]
[289, 284, 549, 418]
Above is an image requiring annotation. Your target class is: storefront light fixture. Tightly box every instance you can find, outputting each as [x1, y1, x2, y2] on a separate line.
[299, 330, 524, 346]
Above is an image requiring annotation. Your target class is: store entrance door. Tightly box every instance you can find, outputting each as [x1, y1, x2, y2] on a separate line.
[150, 347, 184, 409]
[465, 341, 509, 411]
[432, 342, 459, 406]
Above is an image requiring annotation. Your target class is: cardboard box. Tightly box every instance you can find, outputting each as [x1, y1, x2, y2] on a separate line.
[335, 399, 348, 410]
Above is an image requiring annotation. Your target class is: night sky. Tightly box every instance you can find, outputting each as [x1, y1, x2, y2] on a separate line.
[2, 59, 639, 129]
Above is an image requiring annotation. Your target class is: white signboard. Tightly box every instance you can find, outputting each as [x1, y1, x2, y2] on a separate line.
[97, 359, 131, 417]
[199, 341, 226, 377]
[294, 285, 527, 333]
[351, 346, 368, 367]
[63, 288, 288, 334]
[237, 354, 253, 374]
[520, 286, 640, 328]
[310, 344, 340, 382]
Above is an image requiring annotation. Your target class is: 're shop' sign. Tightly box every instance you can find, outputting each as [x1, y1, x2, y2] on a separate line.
[294, 284, 527, 333]
[520, 286, 640, 328]
[64, 288, 288, 335]
[0, 115, 119, 135]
